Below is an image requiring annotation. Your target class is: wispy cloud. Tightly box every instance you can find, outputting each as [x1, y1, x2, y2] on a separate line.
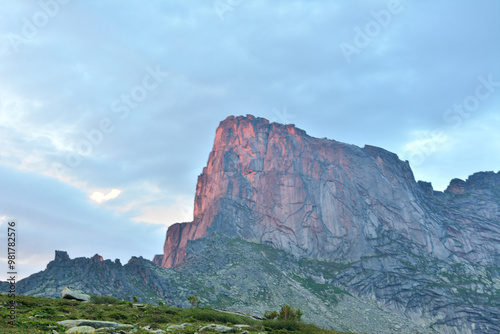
[89, 189, 122, 204]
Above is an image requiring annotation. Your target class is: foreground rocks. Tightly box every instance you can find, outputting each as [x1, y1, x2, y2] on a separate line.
[62, 287, 91, 302]
[66, 326, 95, 333]
[58, 319, 133, 330]
[57, 319, 158, 333]
[54, 319, 258, 334]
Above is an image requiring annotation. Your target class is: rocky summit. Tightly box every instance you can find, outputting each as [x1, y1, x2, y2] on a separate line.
[4, 115, 499, 334]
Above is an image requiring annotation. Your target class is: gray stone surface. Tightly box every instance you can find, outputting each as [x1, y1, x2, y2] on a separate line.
[199, 324, 236, 332]
[62, 287, 90, 302]
[58, 319, 132, 329]
[66, 326, 95, 334]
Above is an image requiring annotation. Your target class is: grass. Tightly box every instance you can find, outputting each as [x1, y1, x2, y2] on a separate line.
[0, 294, 354, 334]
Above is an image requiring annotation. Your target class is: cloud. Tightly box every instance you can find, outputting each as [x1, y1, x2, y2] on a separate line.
[89, 189, 122, 204]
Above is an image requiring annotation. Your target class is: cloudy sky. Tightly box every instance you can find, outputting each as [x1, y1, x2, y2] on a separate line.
[1, 0, 499, 279]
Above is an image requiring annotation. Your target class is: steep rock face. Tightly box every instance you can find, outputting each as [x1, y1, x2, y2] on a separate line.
[159, 115, 421, 266]
[158, 115, 469, 268]
[155, 115, 500, 333]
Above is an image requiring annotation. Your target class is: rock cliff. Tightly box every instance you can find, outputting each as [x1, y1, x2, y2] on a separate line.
[157, 115, 422, 267]
[154, 115, 499, 333]
[157, 115, 499, 268]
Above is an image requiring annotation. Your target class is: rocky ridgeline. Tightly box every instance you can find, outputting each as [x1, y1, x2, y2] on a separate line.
[12, 250, 172, 304]
[9, 237, 434, 334]
[3, 115, 499, 334]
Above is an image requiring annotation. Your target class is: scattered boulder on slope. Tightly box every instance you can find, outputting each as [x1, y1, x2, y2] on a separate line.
[61, 286, 91, 301]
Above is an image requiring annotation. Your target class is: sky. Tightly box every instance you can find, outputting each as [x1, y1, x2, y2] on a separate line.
[0, 0, 499, 280]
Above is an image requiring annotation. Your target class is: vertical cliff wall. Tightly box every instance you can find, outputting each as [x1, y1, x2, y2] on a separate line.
[156, 115, 465, 268]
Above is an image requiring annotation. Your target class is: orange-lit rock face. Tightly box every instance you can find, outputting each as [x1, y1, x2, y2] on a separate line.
[158, 115, 467, 268]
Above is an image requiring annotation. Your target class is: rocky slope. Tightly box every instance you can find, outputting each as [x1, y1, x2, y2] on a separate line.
[8, 239, 435, 334]
[3, 115, 499, 334]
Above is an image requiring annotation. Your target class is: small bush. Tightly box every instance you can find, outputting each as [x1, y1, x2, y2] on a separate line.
[162, 307, 178, 315]
[40, 306, 57, 315]
[184, 308, 252, 325]
[187, 293, 200, 308]
[263, 319, 302, 331]
[108, 312, 129, 321]
[59, 299, 77, 306]
[90, 295, 125, 304]
[279, 304, 302, 322]
[264, 310, 278, 320]
[264, 304, 303, 322]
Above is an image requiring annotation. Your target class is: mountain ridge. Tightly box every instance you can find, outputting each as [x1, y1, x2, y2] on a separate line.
[152, 115, 499, 333]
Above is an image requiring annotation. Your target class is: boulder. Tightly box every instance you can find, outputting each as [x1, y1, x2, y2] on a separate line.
[199, 324, 236, 333]
[234, 324, 250, 329]
[66, 326, 95, 333]
[58, 319, 133, 329]
[167, 323, 190, 330]
[61, 287, 90, 302]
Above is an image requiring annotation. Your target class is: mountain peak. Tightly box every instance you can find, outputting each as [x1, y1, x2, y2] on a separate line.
[158, 115, 418, 268]
[54, 250, 70, 262]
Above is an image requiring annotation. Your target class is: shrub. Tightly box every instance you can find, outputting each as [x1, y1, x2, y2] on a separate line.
[109, 312, 129, 321]
[187, 293, 200, 308]
[279, 304, 302, 322]
[264, 310, 278, 320]
[90, 295, 125, 305]
[263, 319, 302, 331]
[264, 304, 303, 323]
[40, 306, 57, 315]
[185, 308, 249, 324]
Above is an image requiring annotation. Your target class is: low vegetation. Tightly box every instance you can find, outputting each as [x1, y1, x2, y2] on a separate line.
[0, 294, 354, 333]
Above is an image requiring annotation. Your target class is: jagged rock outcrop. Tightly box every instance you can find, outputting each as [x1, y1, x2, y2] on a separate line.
[154, 115, 499, 334]
[11, 250, 162, 302]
